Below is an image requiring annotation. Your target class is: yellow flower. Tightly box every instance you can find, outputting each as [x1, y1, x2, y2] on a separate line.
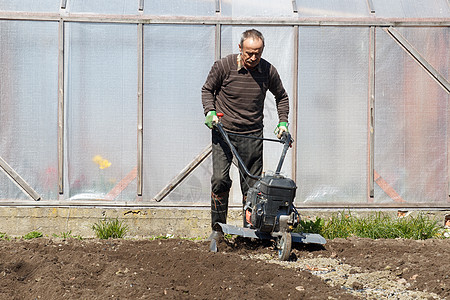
[93, 155, 112, 169]
[99, 159, 111, 169]
[92, 155, 103, 164]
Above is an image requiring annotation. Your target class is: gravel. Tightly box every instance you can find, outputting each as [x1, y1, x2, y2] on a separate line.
[244, 253, 442, 299]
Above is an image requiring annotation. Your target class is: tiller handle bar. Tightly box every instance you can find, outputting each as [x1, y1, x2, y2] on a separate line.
[213, 113, 293, 180]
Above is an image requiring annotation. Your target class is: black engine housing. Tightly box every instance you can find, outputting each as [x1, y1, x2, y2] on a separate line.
[245, 174, 297, 233]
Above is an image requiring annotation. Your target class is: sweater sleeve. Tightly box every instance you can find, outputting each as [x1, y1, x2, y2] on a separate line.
[201, 60, 224, 116]
[268, 65, 289, 123]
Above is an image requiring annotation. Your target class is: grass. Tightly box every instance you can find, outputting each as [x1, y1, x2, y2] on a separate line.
[92, 218, 129, 239]
[294, 211, 445, 240]
[299, 218, 325, 235]
[53, 230, 83, 240]
[22, 231, 43, 240]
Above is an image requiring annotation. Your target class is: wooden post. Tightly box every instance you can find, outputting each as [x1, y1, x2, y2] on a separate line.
[137, 22, 144, 196]
[0, 157, 41, 201]
[58, 18, 65, 194]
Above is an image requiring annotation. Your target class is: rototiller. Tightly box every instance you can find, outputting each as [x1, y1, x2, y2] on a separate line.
[212, 113, 326, 261]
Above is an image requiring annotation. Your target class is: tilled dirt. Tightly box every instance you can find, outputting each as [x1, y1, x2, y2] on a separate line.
[0, 236, 448, 299]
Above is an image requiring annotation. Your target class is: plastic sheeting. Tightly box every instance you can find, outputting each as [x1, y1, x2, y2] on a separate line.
[297, 26, 369, 204]
[144, 0, 217, 16]
[295, 0, 370, 17]
[66, 0, 138, 15]
[1, 0, 449, 18]
[0, 21, 59, 200]
[0, 1, 449, 206]
[65, 22, 138, 201]
[372, 0, 450, 18]
[374, 27, 449, 204]
[0, 0, 59, 12]
[221, 0, 294, 17]
[397, 27, 449, 79]
[142, 25, 215, 203]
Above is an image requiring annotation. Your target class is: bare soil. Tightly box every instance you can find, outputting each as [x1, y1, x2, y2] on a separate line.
[0, 236, 448, 299]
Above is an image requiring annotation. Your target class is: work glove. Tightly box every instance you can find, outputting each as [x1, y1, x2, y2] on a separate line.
[205, 110, 219, 129]
[274, 122, 288, 139]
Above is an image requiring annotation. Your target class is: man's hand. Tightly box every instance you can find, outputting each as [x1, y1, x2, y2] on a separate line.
[274, 122, 288, 139]
[205, 110, 219, 129]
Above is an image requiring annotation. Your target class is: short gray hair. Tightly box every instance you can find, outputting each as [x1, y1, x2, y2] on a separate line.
[240, 29, 265, 48]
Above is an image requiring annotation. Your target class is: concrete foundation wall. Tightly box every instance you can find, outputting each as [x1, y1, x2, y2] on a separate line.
[0, 207, 448, 239]
[0, 207, 241, 239]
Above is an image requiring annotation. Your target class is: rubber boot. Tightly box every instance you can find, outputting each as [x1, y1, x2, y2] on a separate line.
[210, 191, 229, 228]
[210, 191, 228, 252]
[208, 230, 223, 252]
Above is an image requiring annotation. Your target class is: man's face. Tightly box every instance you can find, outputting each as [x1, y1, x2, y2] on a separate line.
[239, 37, 264, 70]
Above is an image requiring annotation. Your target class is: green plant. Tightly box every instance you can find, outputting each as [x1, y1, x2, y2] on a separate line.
[180, 236, 203, 241]
[53, 230, 83, 240]
[321, 211, 354, 239]
[0, 232, 9, 240]
[224, 233, 233, 240]
[317, 211, 444, 240]
[92, 218, 129, 239]
[23, 231, 43, 240]
[296, 218, 325, 234]
[349, 212, 395, 239]
[392, 213, 442, 240]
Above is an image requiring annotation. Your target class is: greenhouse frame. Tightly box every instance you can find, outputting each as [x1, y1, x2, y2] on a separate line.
[0, 0, 449, 209]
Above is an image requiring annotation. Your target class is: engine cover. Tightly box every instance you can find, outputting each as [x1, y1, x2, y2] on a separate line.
[245, 174, 297, 233]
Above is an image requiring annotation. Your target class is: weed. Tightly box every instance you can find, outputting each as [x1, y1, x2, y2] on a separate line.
[224, 233, 233, 240]
[392, 213, 442, 240]
[294, 211, 444, 240]
[92, 218, 128, 239]
[0, 232, 9, 240]
[297, 218, 325, 234]
[180, 236, 203, 241]
[53, 230, 83, 240]
[321, 211, 353, 239]
[23, 231, 43, 240]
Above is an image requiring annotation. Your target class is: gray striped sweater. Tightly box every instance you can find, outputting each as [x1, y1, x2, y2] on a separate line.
[202, 54, 289, 134]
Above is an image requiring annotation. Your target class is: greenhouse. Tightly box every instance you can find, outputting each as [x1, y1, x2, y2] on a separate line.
[0, 0, 449, 209]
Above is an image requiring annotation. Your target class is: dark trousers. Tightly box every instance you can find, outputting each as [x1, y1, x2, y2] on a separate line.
[210, 129, 263, 228]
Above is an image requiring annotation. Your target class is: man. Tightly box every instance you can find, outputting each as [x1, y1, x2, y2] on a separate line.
[201, 29, 289, 242]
